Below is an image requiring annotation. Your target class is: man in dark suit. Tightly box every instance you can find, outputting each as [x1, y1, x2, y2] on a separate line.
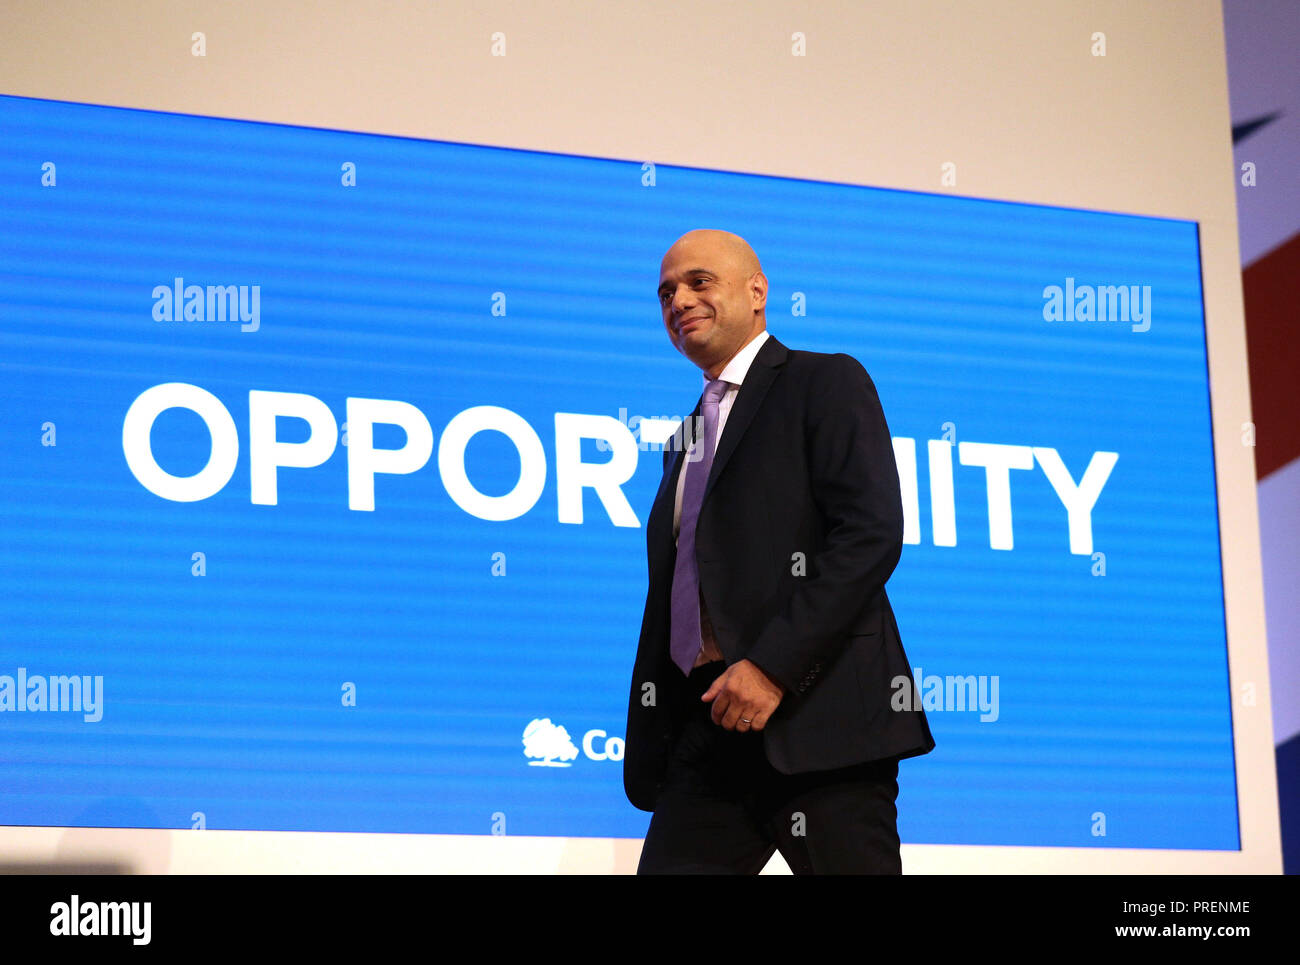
[624, 228, 934, 874]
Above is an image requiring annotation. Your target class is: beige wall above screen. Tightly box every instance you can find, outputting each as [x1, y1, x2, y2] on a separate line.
[0, 0, 1278, 873]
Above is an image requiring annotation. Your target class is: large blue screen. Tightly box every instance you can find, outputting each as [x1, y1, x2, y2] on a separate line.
[0, 94, 1235, 848]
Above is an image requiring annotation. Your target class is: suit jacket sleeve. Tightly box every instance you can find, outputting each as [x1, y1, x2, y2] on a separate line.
[744, 353, 904, 696]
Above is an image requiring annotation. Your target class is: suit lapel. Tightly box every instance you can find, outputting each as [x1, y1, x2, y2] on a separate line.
[702, 334, 787, 506]
[646, 395, 699, 566]
[653, 397, 699, 512]
[648, 334, 789, 537]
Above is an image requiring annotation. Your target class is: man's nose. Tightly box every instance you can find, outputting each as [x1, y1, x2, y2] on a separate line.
[670, 287, 696, 315]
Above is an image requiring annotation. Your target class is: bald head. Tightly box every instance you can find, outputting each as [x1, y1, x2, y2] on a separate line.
[661, 229, 761, 280]
[657, 229, 768, 378]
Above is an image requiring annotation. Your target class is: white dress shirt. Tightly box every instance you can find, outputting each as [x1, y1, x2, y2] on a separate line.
[671, 328, 771, 666]
[673, 328, 771, 541]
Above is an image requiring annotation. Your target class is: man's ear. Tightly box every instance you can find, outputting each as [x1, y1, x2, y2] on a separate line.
[750, 271, 768, 311]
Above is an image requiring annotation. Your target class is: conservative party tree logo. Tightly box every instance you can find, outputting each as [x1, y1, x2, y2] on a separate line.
[522, 718, 625, 766]
[522, 718, 580, 767]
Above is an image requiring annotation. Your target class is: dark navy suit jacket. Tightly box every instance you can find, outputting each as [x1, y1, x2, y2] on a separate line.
[623, 334, 934, 812]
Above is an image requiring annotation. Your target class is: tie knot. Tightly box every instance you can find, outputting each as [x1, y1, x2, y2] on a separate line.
[703, 379, 729, 405]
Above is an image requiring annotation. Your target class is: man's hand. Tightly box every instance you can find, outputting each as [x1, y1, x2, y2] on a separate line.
[701, 659, 785, 732]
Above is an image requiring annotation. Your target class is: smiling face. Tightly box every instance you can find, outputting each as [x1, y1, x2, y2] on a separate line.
[657, 229, 767, 379]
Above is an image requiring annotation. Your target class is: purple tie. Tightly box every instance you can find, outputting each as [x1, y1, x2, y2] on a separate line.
[670, 378, 730, 675]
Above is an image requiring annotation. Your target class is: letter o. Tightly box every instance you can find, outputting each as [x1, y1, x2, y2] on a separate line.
[437, 406, 546, 521]
[603, 736, 625, 761]
[122, 383, 239, 502]
[582, 729, 607, 760]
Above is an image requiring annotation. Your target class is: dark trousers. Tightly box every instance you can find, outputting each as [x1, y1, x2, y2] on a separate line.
[637, 660, 903, 875]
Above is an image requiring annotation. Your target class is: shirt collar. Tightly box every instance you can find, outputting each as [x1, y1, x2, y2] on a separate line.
[706, 329, 771, 388]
